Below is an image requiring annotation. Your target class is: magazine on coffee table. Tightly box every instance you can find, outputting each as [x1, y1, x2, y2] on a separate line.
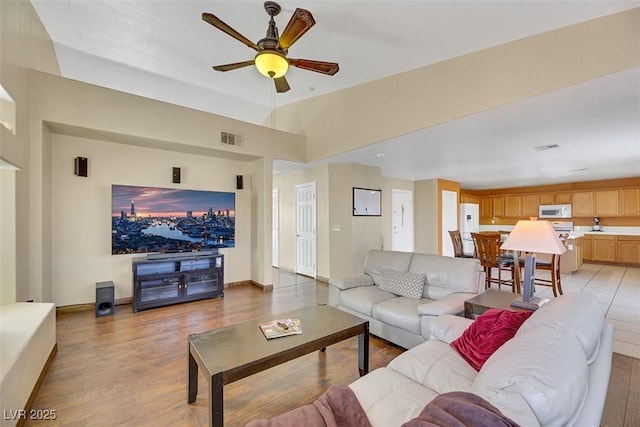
[259, 318, 302, 339]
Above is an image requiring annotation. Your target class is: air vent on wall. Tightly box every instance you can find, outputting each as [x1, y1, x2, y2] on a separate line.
[533, 144, 559, 151]
[220, 131, 243, 148]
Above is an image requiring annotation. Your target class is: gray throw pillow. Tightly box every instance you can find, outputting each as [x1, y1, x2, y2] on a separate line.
[379, 268, 426, 299]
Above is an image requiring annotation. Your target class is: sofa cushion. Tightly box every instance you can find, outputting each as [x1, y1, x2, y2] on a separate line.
[518, 291, 604, 363]
[372, 297, 424, 335]
[378, 269, 426, 299]
[389, 340, 477, 394]
[363, 250, 414, 286]
[451, 309, 533, 371]
[472, 324, 589, 427]
[339, 286, 396, 317]
[408, 254, 481, 299]
[350, 368, 439, 427]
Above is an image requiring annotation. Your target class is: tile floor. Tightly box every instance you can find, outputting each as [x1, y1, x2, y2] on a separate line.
[274, 263, 640, 358]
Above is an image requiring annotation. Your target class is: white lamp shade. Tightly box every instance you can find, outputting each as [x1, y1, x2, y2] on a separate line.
[501, 220, 567, 254]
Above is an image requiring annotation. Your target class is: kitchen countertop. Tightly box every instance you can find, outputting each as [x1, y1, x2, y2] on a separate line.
[571, 226, 640, 237]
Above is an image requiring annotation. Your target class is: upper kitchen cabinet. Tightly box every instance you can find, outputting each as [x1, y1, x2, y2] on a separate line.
[572, 191, 594, 217]
[480, 197, 492, 217]
[492, 196, 505, 217]
[595, 190, 619, 217]
[522, 195, 539, 218]
[460, 194, 480, 205]
[539, 192, 571, 205]
[554, 192, 572, 204]
[621, 188, 640, 216]
[504, 195, 522, 217]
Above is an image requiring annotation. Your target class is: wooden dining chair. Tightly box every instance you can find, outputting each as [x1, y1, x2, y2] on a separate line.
[448, 230, 474, 258]
[472, 232, 518, 292]
[519, 252, 563, 297]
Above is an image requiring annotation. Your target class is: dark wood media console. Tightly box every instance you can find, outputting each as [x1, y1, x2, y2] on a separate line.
[132, 253, 224, 312]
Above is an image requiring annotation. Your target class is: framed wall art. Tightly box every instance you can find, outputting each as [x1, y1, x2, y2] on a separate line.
[353, 187, 381, 216]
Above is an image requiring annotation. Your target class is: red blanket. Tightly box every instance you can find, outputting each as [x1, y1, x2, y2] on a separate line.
[245, 384, 371, 427]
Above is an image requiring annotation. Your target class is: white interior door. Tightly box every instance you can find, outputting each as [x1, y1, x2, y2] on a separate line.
[272, 189, 279, 267]
[392, 189, 413, 252]
[295, 182, 316, 277]
[441, 190, 458, 256]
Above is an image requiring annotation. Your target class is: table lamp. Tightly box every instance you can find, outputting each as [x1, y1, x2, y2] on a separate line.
[500, 219, 566, 310]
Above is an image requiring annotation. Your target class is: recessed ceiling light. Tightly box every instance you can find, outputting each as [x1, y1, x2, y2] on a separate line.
[376, 153, 385, 158]
[533, 144, 559, 151]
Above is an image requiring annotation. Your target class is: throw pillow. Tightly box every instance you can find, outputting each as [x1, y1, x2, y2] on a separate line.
[378, 269, 426, 299]
[451, 308, 533, 371]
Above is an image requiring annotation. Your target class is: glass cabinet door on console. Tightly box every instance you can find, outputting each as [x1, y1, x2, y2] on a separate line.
[133, 254, 224, 312]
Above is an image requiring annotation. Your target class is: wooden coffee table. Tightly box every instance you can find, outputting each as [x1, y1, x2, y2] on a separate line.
[187, 305, 369, 426]
[464, 289, 533, 319]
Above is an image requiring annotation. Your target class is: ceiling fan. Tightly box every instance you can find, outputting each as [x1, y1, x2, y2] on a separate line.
[202, 1, 339, 93]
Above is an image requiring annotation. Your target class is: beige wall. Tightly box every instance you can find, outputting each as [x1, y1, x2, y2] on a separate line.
[22, 72, 306, 304]
[270, 9, 640, 164]
[50, 134, 253, 306]
[274, 162, 386, 281]
[414, 179, 439, 254]
[273, 165, 329, 279]
[0, 0, 60, 304]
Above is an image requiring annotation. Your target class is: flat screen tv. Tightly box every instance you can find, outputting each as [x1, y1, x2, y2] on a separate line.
[111, 184, 235, 255]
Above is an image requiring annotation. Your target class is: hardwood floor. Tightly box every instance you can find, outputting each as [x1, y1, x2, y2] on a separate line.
[27, 277, 638, 426]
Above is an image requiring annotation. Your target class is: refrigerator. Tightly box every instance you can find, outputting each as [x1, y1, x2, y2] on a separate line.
[460, 203, 479, 256]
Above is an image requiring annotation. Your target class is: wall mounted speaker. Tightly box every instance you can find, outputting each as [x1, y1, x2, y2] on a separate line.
[74, 157, 88, 177]
[172, 167, 181, 184]
[236, 175, 243, 190]
[95, 281, 115, 317]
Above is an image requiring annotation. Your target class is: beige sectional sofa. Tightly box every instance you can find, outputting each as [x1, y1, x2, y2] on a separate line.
[329, 249, 485, 349]
[348, 291, 614, 427]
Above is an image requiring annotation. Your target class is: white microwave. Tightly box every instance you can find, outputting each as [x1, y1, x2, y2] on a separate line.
[539, 204, 572, 219]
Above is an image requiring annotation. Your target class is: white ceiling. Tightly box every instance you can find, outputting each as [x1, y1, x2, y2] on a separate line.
[30, 1, 640, 189]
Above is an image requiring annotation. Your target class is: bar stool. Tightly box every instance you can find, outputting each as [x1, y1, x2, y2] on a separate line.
[448, 230, 474, 258]
[472, 232, 518, 292]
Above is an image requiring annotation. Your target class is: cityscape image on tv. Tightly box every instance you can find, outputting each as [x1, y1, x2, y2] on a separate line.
[111, 185, 235, 255]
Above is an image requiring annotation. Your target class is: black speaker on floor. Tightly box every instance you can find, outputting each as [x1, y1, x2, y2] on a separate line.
[74, 157, 88, 177]
[236, 175, 243, 190]
[96, 281, 115, 317]
[172, 167, 181, 184]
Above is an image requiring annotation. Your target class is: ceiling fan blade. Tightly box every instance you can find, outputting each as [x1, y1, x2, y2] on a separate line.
[289, 59, 339, 76]
[202, 12, 259, 51]
[213, 60, 255, 72]
[274, 76, 290, 93]
[279, 8, 315, 50]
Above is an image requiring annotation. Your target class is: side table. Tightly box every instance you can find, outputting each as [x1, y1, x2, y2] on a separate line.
[464, 289, 533, 319]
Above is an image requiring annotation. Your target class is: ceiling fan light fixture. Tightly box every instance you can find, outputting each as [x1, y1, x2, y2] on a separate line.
[255, 50, 289, 78]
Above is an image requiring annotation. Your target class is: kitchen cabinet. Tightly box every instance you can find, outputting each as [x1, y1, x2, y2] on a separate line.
[460, 194, 480, 205]
[582, 235, 593, 261]
[554, 192, 572, 204]
[621, 188, 640, 216]
[522, 195, 539, 218]
[539, 192, 571, 205]
[572, 191, 594, 217]
[480, 197, 492, 217]
[592, 235, 616, 262]
[504, 195, 522, 217]
[561, 236, 583, 274]
[617, 236, 640, 264]
[492, 196, 504, 217]
[595, 190, 619, 217]
[539, 193, 553, 205]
